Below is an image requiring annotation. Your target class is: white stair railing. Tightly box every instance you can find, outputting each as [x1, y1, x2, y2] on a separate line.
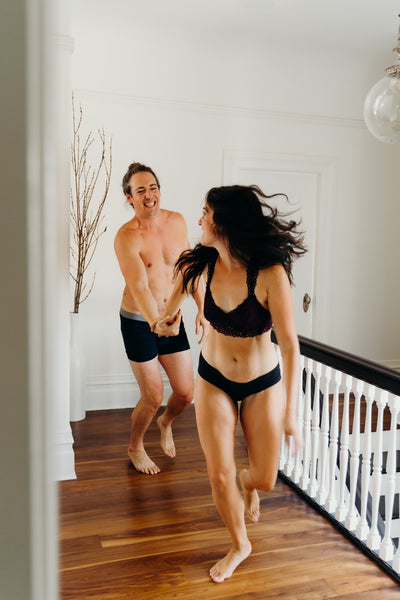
[276, 334, 400, 583]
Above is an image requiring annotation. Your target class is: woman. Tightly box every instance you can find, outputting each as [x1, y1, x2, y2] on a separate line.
[154, 184, 306, 583]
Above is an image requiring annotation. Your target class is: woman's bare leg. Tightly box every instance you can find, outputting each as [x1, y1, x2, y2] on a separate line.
[195, 376, 252, 583]
[239, 381, 285, 516]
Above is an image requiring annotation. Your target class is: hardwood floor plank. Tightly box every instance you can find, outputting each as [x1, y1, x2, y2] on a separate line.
[59, 406, 399, 599]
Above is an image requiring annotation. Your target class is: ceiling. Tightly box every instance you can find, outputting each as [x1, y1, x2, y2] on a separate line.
[134, 0, 400, 59]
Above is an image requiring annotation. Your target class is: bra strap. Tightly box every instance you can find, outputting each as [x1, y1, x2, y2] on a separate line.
[206, 254, 217, 286]
[246, 264, 258, 295]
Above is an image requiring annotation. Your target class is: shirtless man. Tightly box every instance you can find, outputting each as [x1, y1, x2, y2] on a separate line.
[114, 162, 207, 475]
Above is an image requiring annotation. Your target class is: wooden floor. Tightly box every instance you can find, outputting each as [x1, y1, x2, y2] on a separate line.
[59, 406, 399, 599]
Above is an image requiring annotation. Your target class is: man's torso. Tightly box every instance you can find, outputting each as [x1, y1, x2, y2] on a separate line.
[120, 209, 188, 314]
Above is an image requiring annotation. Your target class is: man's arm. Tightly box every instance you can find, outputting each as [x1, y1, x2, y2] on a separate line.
[114, 229, 159, 329]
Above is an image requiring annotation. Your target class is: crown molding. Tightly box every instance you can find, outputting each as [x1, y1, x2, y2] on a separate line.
[74, 88, 365, 130]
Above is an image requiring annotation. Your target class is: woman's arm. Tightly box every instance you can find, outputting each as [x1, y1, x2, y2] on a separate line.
[152, 271, 188, 336]
[264, 264, 302, 453]
[153, 269, 209, 342]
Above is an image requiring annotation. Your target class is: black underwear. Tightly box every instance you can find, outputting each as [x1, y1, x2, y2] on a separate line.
[120, 309, 190, 363]
[198, 352, 281, 405]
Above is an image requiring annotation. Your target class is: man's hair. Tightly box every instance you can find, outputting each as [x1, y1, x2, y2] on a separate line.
[122, 162, 160, 196]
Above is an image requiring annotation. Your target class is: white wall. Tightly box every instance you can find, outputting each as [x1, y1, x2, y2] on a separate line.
[70, 0, 400, 410]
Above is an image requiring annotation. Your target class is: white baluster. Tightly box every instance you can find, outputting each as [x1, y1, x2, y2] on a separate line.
[393, 497, 400, 573]
[283, 431, 295, 476]
[367, 389, 388, 550]
[356, 384, 375, 541]
[279, 435, 286, 471]
[316, 365, 331, 506]
[292, 355, 305, 484]
[335, 374, 352, 522]
[308, 362, 322, 498]
[379, 393, 400, 561]
[391, 393, 400, 574]
[300, 358, 313, 490]
[345, 379, 363, 530]
[325, 370, 342, 514]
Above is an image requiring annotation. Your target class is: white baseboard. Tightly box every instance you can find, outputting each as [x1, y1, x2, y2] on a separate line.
[55, 429, 76, 481]
[85, 372, 174, 411]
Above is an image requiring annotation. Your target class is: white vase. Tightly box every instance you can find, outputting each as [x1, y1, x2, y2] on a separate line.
[70, 312, 86, 421]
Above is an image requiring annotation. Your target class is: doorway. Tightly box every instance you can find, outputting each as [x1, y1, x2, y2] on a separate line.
[223, 149, 335, 341]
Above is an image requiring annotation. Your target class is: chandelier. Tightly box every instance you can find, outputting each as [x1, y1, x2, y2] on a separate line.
[364, 15, 400, 143]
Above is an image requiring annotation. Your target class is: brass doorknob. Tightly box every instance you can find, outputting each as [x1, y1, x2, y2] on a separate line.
[303, 293, 311, 313]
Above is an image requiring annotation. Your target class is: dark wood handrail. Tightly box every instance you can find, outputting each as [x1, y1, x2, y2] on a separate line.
[272, 331, 400, 396]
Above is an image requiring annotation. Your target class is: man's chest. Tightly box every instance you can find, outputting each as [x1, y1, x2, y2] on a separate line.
[139, 232, 186, 268]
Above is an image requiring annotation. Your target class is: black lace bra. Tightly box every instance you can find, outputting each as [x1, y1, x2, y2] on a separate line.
[203, 254, 272, 338]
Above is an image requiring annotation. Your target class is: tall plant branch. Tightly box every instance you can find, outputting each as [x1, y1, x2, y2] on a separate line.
[70, 95, 112, 313]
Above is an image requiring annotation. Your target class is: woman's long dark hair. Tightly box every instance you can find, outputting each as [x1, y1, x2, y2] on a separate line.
[176, 184, 307, 293]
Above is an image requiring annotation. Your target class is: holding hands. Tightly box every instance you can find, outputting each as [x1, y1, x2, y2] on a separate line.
[152, 309, 209, 343]
[152, 310, 182, 337]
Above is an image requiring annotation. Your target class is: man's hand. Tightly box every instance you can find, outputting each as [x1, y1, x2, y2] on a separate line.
[152, 310, 182, 337]
[195, 312, 209, 344]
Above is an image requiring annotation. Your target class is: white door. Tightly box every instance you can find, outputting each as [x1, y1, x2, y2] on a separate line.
[229, 167, 318, 337]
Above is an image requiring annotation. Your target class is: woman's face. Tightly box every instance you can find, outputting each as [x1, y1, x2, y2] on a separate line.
[198, 203, 218, 246]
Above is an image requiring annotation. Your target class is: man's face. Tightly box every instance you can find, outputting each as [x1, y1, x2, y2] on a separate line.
[126, 171, 161, 218]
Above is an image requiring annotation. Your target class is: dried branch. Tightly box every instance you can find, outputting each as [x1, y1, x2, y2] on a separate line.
[70, 95, 112, 313]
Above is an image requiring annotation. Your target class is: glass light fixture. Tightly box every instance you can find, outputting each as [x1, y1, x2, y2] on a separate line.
[364, 15, 400, 143]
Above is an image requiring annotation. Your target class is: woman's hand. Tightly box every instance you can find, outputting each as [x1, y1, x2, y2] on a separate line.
[283, 413, 302, 457]
[152, 310, 182, 337]
[195, 312, 209, 344]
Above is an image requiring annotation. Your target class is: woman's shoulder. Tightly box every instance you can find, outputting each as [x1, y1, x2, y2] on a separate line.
[258, 263, 288, 285]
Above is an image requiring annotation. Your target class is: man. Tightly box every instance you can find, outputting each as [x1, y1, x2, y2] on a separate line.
[114, 162, 207, 475]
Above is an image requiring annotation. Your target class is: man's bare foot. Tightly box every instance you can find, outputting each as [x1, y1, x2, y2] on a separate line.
[127, 449, 160, 475]
[209, 542, 252, 583]
[239, 469, 260, 522]
[157, 415, 176, 458]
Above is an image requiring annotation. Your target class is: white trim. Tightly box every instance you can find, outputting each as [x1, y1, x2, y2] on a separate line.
[222, 149, 337, 344]
[85, 371, 192, 411]
[75, 88, 364, 130]
[85, 369, 198, 411]
[27, 0, 59, 597]
[55, 431, 77, 480]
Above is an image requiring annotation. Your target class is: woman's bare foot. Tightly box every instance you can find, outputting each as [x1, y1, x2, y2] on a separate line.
[209, 542, 252, 583]
[127, 449, 160, 475]
[239, 469, 260, 522]
[157, 415, 176, 458]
